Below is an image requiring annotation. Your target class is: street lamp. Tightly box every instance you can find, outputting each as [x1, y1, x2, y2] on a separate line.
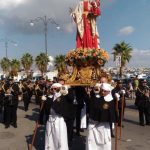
[0, 38, 18, 58]
[30, 15, 60, 55]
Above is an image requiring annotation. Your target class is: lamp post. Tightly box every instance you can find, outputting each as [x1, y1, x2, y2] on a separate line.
[30, 15, 60, 55]
[0, 38, 17, 58]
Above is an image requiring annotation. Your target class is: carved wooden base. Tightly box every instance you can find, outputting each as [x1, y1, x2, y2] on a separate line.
[59, 65, 111, 86]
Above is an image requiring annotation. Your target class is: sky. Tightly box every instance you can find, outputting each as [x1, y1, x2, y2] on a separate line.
[0, 0, 150, 68]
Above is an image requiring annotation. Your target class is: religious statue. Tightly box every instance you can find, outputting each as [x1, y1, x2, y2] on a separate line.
[71, 0, 101, 49]
[59, 0, 110, 85]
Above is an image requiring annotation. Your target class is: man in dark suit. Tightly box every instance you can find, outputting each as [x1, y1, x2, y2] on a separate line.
[62, 86, 76, 147]
[135, 79, 150, 126]
[112, 80, 126, 127]
[74, 86, 87, 136]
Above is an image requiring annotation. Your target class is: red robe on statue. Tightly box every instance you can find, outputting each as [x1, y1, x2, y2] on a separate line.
[72, 0, 101, 49]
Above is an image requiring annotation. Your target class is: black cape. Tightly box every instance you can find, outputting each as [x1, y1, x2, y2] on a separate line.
[89, 95, 117, 123]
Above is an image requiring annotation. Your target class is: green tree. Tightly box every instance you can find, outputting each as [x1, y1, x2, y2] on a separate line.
[35, 53, 49, 76]
[21, 53, 33, 77]
[0, 57, 10, 75]
[10, 59, 20, 76]
[54, 55, 66, 73]
[112, 41, 133, 77]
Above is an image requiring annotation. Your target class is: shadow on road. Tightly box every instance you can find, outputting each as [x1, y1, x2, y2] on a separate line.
[24, 108, 40, 122]
[18, 105, 25, 111]
[25, 127, 86, 150]
[126, 105, 137, 110]
[70, 133, 86, 150]
[26, 126, 45, 150]
[124, 118, 139, 125]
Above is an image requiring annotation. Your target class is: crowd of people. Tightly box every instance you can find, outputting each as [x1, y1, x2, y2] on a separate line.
[0, 76, 150, 150]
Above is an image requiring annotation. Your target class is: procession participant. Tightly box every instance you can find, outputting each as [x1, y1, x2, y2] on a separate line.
[1, 80, 8, 123]
[86, 83, 117, 150]
[0, 82, 5, 124]
[133, 75, 139, 91]
[99, 77, 115, 137]
[53, 77, 58, 83]
[45, 79, 53, 90]
[45, 83, 69, 150]
[9, 78, 20, 128]
[85, 83, 101, 118]
[60, 85, 76, 147]
[0, 84, 5, 114]
[44, 87, 54, 123]
[27, 80, 34, 103]
[3, 85, 13, 128]
[135, 79, 150, 126]
[125, 81, 133, 98]
[21, 80, 30, 111]
[36, 78, 47, 125]
[74, 86, 87, 136]
[58, 78, 65, 85]
[70, 0, 101, 49]
[3, 80, 20, 128]
[112, 80, 126, 127]
[100, 76, 108, 84]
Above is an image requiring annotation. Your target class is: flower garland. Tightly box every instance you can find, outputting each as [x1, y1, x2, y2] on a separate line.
[65, 48, 109, 66]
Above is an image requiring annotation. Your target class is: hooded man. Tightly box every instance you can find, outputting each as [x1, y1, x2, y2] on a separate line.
[45, 83, 69, 150]
[86, 83, 117, 150]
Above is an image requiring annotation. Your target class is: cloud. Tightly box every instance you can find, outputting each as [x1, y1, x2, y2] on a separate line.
[0, 0, 79, 35]
[118, 26, 135, 36]
[132, 48, 150, 56]
[128, 48, 150, 67]
[0, 0, 114, 35]
[105, 48, 150, 68]
[0, 0, 27, 10]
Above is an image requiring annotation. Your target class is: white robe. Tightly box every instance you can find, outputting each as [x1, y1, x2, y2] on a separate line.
[80, 104, 87, 129]
[86, 122, 111, 150]
[45, 115, 69, 150]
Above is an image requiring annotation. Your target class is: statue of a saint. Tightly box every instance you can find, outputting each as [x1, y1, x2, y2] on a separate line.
[71, 0, 101, 49]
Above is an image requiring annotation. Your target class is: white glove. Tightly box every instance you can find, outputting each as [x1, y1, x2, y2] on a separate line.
[41, 95, 47, 101]
[18, 96, 22, 101]
[115, 93, 120, 100]
[121, 90, 126, 94]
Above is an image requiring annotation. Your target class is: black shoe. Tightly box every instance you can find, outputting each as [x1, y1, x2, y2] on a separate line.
[140, 123, 145, 126]
[12, 123, 17, 128]
[5, 125, 10, 129]
[118, 124, 124, 128]
[25, 108, 28, 112]
[146, 123, 150, 126]
[111, 133, 115, 138]
[80, 129, 84, 132]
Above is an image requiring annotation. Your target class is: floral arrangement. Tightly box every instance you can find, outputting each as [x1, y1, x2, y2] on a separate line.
[65, 48, 109, 66]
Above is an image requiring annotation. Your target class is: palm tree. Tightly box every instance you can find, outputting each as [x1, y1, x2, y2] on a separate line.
[54, 55, 66, 74]
[10, 59, 20, 76]
[112, 41, 133, 78]
[0, 57, 10, 76]
[21, 53, 33, 77]
[35, 53, 49, 76]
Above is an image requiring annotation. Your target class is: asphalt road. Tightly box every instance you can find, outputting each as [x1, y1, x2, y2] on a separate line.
[0, 99, 150, 150]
